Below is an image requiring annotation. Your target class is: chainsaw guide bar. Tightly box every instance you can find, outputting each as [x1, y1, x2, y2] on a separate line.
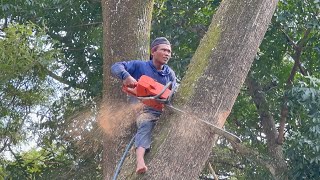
[167, 105, 241, 143]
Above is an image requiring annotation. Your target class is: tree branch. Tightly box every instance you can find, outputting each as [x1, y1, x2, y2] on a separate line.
[263, 80, 278, 92]
[211, 159, 245, 170]
[0, 139, 9, 153]
[281, 29, 298, 51]
[245, 75, 288, 178]
[245, 76, 278, 150]
[68, 22, 102, 28]
[8, 145, 29, 178]
[208, 163, 219, 180]
[231, 142, 277, 177]
[35, 62, 85, 90]
[277, 28, 311, 144]
[297, 28, 312, 48]
[298, 62, 307, 76]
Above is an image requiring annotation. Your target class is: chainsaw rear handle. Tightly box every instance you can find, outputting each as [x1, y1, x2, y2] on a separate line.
[122, 85, 137, 97]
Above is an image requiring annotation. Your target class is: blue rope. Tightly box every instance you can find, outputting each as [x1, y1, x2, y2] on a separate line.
[112, 135, 136, 180]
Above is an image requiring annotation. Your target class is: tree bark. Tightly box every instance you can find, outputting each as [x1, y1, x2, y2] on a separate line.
[100, 0, 154, 179]
[118, 0, 279, 179]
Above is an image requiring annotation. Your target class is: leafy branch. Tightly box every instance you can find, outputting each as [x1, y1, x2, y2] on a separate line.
[277, 27, 312, 144]
[35, 62, 85, 90]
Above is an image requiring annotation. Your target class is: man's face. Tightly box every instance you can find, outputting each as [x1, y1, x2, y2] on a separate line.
[151, 44, 172, 65]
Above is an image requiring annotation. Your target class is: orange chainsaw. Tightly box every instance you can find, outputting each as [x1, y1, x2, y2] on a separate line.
[122, 75, 174, 111]
[122, 75, 241, 143]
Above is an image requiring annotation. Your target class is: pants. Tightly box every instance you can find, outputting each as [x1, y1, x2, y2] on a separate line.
[134, 112, 160, 150]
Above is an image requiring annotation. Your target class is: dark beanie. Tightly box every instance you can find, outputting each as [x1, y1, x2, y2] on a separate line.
[151, 37, 170, 49]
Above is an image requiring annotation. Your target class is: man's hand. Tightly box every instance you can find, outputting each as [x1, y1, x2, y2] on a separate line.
[123, 75, 137, 88]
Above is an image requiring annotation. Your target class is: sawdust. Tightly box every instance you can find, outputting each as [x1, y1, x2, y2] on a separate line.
[63, 104, 104, 155]
[61, 101, 143, 157]
[97, 102, 143, 137]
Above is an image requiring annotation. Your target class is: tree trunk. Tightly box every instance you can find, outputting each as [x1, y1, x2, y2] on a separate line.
[100, 0, 154, 179]
[118, 0, 279, 179]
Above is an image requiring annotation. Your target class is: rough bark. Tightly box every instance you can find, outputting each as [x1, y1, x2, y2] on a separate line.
[118, 0, 279, 179]
[100, 0, 154, 179]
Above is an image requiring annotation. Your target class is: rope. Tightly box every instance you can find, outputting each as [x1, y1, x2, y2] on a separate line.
[112, 135, 135, 180]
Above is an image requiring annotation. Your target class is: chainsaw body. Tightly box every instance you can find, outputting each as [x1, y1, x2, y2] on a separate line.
[122, 75, 173, 110]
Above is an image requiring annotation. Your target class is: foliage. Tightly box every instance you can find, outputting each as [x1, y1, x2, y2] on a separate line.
[1, 1, 103, 178]
[0, 22, 59, 158]
[285, 76, 320, 179]
[1, 0, 103, 98]
[1, 144, 102, 179]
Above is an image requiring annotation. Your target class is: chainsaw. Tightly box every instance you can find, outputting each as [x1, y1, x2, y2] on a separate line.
[122, 75, 241, 143]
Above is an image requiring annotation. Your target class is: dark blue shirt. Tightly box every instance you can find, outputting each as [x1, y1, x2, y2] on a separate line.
[111, 60, 177, 114]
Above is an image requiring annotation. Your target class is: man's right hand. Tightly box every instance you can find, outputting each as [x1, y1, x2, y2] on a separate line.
[123, 76, 137, 88]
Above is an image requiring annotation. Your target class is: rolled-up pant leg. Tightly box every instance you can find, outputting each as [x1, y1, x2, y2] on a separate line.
[134, 113, 159, 150]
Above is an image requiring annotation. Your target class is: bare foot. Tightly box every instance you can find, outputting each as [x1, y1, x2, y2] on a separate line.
[136, 147, 147, 174]
[136, 163, 148, 174]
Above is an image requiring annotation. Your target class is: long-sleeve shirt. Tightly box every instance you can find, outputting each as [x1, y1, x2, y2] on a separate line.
[111, 60, 176, 115]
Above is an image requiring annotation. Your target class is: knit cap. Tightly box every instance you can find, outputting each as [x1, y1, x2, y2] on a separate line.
[151, 37, 170, 49]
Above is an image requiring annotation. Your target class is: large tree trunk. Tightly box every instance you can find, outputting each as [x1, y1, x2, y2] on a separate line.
[117, 0, 279, 179]
[100, 0, 154, 179]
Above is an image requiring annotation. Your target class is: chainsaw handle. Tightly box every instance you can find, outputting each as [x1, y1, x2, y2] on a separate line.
[127, 87, 137, 95]
[122, 85, 137, 96]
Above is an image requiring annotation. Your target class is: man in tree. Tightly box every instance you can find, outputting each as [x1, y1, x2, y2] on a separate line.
[111, 37, 177, 174]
